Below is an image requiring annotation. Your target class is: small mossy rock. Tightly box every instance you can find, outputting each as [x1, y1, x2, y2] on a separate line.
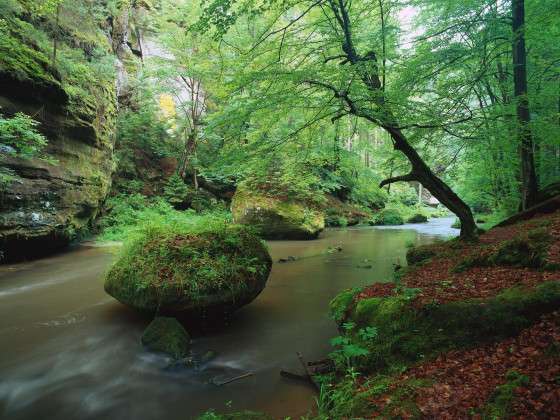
[369, 209, 405, 226]
[231, 189, 324, 240]
[141, 317, 190, 359]
[104, 225, 272, 319]
[407, 213, 428, 224]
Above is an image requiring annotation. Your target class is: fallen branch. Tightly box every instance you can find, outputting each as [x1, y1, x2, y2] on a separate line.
[213, 372, 253, 386]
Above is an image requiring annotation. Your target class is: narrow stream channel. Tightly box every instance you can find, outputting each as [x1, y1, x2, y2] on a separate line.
[0, 218, 458, 420]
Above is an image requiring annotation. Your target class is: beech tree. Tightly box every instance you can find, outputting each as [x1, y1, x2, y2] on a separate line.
[198, 0, 478, 237]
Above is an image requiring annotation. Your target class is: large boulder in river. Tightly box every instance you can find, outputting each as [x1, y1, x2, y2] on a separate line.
[0, 11, 118, 262]
[104, 225, 272, 320]
[231, 189, 325, 240]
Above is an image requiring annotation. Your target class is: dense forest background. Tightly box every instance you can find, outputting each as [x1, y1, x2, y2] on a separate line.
[0, 0, 559, 249]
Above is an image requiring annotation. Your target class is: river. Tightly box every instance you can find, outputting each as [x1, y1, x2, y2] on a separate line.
[0, 218, 457, 420]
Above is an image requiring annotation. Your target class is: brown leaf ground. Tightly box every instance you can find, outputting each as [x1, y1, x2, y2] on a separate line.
[355, 210, 560, 418]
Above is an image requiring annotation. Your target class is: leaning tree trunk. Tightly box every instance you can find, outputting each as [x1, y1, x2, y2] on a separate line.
[324, 0, 478, 238]
[512, 0, 538, 210]
[382, 127, 477, 238]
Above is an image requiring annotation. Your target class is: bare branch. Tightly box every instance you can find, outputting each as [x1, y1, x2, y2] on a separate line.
[379, 172, 417, 188]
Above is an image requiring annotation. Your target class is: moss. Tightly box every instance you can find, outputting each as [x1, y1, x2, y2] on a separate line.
[332, 281, 560, 372]
[104, 224, 273, 318]
[369, 208, 404, 226]
[407, 213, 428, 223]
[406, 244, 437, 266]
[483, 370, 529, 419]
[0, 17, 61, 88]
[329, 288, 361, 322]
[454, 228, 554, 273]
[141, 317, 191, 359]
[231, 189, 324, 239]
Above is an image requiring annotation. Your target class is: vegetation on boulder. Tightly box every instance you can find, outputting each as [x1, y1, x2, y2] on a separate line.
[104, 223, 272, 319]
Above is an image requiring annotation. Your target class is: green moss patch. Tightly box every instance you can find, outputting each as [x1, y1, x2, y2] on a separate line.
[483, 370, 529, 420]
[369, 208, 404, 226]
[141, 317, 191, 359]
[454, 228, 554, 273]
[330, 281, 560, 372]
[407, 213, 428, 223]
[104, 224, 272, 318]
[406, 244, 438, 266]
[231, 189, 324, 239]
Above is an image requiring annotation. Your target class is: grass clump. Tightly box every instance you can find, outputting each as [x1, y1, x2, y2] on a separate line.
[97, 193, 230, 242]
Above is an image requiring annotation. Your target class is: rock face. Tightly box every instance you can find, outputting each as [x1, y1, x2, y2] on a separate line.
[0, 62, 116, 262]
[231, 189, 325, 240]
[0, 6, 137, 262]
[104, 225, 272, 320]
[141, 317, 191, 359]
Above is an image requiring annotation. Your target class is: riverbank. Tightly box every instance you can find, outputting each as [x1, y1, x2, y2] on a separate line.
[319, 208, 560, 418]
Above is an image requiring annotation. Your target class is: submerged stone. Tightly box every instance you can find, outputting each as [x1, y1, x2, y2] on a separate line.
[141, 317, 191, 359]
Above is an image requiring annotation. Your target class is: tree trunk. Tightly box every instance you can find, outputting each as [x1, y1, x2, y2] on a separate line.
[512, 0, 538, 209]
[325, 0, 477, 237]
[382, 127, 477, 238]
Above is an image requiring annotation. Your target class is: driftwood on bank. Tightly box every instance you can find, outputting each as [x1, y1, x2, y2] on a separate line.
[280, 353, 334, 391]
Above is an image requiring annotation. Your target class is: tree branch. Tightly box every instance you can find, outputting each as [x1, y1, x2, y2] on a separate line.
[379, 172, 417, 188]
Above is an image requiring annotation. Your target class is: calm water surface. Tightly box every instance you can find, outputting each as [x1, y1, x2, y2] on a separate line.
[0, 218, 457, 420]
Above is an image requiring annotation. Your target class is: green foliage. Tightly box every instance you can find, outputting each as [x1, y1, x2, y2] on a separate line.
[0, 111, 50, 186]
[370, 208, 405, 226]
[163, 174, 191, 208]
[97, 193, 231, 242]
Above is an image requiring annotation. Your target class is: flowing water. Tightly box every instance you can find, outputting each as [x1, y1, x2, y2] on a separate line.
[0, 218, 458, 420]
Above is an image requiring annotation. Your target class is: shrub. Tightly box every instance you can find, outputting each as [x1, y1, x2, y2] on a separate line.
[370, 208, 404, 226]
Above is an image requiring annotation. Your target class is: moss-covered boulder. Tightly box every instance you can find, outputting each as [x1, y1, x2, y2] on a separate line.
[407, 213, 428, 223]
[231, 189, 324, 240]
[141, 317, 191, 359]
[104, 225, 272, 319]
[369, 208, 405, 226]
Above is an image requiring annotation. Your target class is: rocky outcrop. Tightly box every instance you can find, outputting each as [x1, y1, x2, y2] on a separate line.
[104, 225, 272, 320]
[231, 189, 325, 240]
[0, 14, 117, 262]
